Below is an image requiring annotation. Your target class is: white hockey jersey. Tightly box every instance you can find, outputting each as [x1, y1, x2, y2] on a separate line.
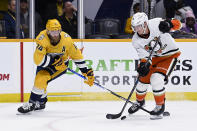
[132, 18, 180, 60]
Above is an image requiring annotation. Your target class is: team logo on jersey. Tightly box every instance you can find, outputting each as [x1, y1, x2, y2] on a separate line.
[144, 37, 166, 54]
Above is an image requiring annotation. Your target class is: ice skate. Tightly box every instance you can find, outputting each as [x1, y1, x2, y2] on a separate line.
[128, 100, 145, 114]
[17, 103, 35, 114]
[34, 102, 46, 111]
[150, 104, 165, 120]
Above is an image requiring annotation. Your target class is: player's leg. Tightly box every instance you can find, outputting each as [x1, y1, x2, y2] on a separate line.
[128, 81, 148, 114]
[18, 70, 51, 113]
[150, 73, 165, 117]
[150, 55, 179, 118]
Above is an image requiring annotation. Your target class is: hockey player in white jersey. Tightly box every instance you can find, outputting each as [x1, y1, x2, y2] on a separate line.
[128, 12, 181, 119]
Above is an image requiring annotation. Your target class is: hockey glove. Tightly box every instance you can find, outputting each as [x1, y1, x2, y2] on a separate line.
[52, 57, 67, 71]
[159, 19, 181, 33]
[82, 68, 94, 86]
[137, 60, 151, 77]
[159, 19, 173, 33]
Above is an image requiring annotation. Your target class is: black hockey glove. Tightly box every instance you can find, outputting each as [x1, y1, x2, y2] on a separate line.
[137, 61, 151, 77]
[159, 19, 173, 33]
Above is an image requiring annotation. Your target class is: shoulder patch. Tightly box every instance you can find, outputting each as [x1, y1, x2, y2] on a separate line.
[64, 33, 71, 38]
[38, 34, 45, 40]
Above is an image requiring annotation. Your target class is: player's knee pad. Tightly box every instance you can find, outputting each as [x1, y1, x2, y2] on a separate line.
[34, 70, 51, 90]
[150, 73, 165, 95]
[136, 81, 149, 95]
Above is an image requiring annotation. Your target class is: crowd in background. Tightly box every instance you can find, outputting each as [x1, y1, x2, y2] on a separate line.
[126, 0, 197, 38]
[0, 0, 197, 39]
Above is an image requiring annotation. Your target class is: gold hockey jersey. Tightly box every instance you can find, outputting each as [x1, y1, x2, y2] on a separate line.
[34, 30, 83, 67]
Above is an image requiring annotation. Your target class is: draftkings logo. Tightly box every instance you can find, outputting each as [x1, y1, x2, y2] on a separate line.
[0, 74, 10, 81]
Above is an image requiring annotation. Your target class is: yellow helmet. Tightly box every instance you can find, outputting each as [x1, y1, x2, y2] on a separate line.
[46, 19, 61, 31]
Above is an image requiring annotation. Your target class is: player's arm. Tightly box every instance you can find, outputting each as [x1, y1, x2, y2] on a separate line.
[34, 42, 49, 67]
[159, 18, 182, 33]
[133, 42, 151, 77]
[34, 37, 62, 68]
[34, 44, 65, 71]
[67, 36, 94, 86]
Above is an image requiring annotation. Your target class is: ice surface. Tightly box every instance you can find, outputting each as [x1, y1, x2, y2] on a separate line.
[0, 101, 197, 131]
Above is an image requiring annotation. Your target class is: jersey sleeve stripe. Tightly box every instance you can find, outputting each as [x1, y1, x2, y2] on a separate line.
[73, 59, 87, 70]
[39, 55, 51, 67]
[161, 48, 179, 55]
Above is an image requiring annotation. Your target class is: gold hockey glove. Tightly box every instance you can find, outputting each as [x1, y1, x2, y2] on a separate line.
[82, 69, 94, 86]
[52, 57, 67, 71]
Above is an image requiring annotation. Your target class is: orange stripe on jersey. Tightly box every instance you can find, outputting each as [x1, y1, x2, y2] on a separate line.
[171, 19, 182, 31]
[154, 93, 165, 105]
[140, 59, 147, 63]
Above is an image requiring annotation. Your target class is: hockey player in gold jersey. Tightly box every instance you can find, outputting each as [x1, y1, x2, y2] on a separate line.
[18, 19, 94, 113]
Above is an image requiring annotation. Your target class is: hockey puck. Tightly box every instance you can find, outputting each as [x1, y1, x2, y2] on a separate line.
[121, 116, 126, 120]
[163, 111, 170, 116]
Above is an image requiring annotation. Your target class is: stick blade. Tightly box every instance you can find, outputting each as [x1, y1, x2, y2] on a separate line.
[163, 111, 170, 116]
[106, 113, 121, 119]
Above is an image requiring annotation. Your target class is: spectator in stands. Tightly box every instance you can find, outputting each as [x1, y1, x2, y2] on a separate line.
[174, 0, 193, 22]
[58, 1, 78, 38]
[164, 0, 177, 19]
[125, 3, 140, 34]
[181, 11, 197, 35]
[43, 0, 64, 26]
[130, 0, 157, 19]
[155, 0, 166, 19]
[3, 0, 24, 38]
[164, 0, 193, 21]
[20, 0, 43, 38]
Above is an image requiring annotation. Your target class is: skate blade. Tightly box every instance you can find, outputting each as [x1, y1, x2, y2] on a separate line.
[16, 112, 32, 115]
[34, 109, 44, 112]
[150, 115, 163, 120]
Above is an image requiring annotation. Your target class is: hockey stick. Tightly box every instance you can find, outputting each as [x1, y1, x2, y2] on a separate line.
[47, 67, 169, 117]
[47, 67, 150, 114]
[67, 68, 151, 114]
[106, 36, 160, 119]
[47, 69, 67, 83]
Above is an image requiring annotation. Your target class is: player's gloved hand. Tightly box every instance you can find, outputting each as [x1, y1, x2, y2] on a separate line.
[82, 68, 94, 86]
[159, 19, 173, 33]
[137, 60, 151, 77]
[52, 57, 67, 71]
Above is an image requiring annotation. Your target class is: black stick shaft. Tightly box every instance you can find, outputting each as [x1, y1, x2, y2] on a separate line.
[111, 36, 160, 118]
[117, 76, 139, 116]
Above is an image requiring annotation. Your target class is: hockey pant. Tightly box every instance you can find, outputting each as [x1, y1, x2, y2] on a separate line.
[29, 65, 68, 104]
[136, 52, 180, 105]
